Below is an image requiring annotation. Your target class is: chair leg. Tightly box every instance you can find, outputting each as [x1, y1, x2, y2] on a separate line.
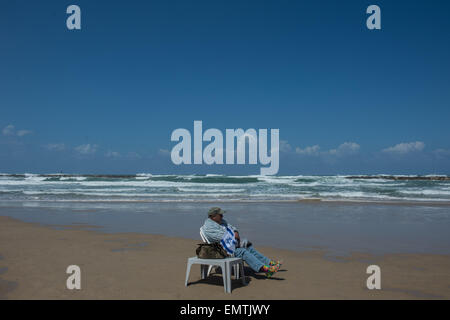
[201, 264, 209, 279]
[206, 265, 213, 277]
[234, 264, 240, 279]
[185, 261, 193, 286]
[221, 263, 228, 293]
[226, 262, 232, 293]
[239, 262, 246, 285]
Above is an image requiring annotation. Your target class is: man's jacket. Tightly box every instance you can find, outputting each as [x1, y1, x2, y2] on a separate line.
[201, 218, 238, 243]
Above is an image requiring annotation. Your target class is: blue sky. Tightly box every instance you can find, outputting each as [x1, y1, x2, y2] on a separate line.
[1, 0, 450, 175]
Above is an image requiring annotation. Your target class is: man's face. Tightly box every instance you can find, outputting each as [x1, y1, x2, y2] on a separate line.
[211, 213, 223, 223]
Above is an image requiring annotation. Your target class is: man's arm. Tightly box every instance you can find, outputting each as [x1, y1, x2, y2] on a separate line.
[222, 220, 240, 240]
[202, 219, 226, 243]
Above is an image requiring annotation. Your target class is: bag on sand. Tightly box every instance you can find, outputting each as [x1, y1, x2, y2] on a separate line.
[196, 243, 228, 259]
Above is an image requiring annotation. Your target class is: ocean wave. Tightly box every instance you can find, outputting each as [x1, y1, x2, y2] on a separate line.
[0, 173, 449, 204]
[317, 191, 401, 200]
[398, 189, 450, 196]
[59, 176, 87, 181]
[22, 191, 250, 198]
[177, 187, 246, 193]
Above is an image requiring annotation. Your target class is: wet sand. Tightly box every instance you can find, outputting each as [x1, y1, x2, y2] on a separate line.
[3, 201, 450, 257]
[1, 215, 449, 299]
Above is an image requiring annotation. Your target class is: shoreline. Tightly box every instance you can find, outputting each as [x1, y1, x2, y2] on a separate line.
[2, 201, 450, 257]
[2, 198, 450, 206]
[1, 215, 450, 299]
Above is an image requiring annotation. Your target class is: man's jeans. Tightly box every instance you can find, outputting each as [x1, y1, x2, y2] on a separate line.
[234, 246, 271, 272]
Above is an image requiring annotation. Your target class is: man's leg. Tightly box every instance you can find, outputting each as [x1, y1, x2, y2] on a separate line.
[234, 248, 264, 272]
[246, 246, 271, 266]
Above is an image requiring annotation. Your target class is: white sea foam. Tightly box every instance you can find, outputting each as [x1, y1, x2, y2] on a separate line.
[399, 189, 450, 196]
[177, 188, 246, 193]
[24, 174, 47, 182]
[59, 176, 86, 181]
[318, 191, 399, 200]
[0, 174, 449, 203]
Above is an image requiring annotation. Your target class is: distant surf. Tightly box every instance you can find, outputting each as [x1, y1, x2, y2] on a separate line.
[1, 173, 450, 204]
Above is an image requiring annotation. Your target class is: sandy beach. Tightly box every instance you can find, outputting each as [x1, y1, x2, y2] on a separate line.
[3, 0, 450, 304]
[1, 215, 449, 299]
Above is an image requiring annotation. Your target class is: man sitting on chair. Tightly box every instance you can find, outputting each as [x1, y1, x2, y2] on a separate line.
[201, 207, 282, 278]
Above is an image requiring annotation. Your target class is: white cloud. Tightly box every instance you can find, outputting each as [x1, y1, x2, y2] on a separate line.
[279, 140, 292, 153]
[295, 142, 359, 157]
[75, 144, 98, 155]
[105, 151, 120, 158]
[17, 130, 32, 137]
[2, 124, 32, 137]
[2, 125, 15, 136]
[433, 148, 450, 158]
[383, 141, 425, 154]
[45, 143, 65, 151]
[295, 145, 321, 156]
[329, 142, 360, 156]
[127, 152, 141, 159]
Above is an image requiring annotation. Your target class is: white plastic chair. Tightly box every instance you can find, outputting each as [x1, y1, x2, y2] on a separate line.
[185, 256, 245, 293]
[199, 227, 240, 278]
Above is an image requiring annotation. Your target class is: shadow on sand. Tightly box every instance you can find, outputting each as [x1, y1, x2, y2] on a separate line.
[187, 265, 286, 292]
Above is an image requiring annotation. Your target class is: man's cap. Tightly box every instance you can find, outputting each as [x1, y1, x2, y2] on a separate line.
[208, 207, 225, 217]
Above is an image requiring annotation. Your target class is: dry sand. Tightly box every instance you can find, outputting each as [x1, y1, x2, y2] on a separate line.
[0, 215, 449, 299]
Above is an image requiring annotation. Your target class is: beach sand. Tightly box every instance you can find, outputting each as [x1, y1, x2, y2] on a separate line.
[1, 215, 449, 299]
